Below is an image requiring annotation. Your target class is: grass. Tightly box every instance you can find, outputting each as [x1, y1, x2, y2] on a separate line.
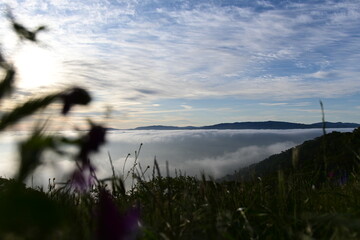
[2, 153, 360, 240]
[133, 172, 360, 239]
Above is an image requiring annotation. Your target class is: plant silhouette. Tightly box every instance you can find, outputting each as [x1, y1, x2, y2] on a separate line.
[0, 10, 119, 239]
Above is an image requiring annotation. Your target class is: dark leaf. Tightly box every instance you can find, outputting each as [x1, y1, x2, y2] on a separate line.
[79, 124, 106, 163]
[7, 10, 47, 42]
[0, 51, 10, 69]
[0, 93, 58, 131]
[13, 22, 37, 41]
[61, 87, 91, 115]
[0, 67, 15, 100]
[0, 87, 90, 131]
[35, 25, 47, 32]
[17, 130, 59, 182]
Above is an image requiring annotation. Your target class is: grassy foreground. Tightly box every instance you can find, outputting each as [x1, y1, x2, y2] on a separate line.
[1, 161, 360, 240]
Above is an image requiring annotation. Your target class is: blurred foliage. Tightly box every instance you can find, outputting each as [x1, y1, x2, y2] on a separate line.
[0, 180, 62, 240]
[0, 9, 108, 240]
[0, 67, 15, 99]
[7, 9, 47, 42]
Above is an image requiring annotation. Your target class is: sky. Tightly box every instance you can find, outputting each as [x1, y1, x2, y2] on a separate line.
[1, 0, 360, 129]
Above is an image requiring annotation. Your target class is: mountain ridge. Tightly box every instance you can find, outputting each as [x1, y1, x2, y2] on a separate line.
[220, 127, 360, 182]
[131, 121, 360, 130]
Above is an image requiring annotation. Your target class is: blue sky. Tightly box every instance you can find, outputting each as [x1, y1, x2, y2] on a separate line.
[1, 0, 360, 129]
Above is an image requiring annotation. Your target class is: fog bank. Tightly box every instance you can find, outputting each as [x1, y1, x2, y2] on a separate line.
[0, 129, 354, 187]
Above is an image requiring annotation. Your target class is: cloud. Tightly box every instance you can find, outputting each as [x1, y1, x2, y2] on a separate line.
[307, 71, 337, 79]
[1, 1, 360, 128]
[0, 128, 354, 187]
[89, 2, 359, 100]
[290, 102, 311, 107]
[135, 88, 161, 95]
[181, 104, 192, 109]
[182, 142, 295, 177]
[260, 102, 288, 106]
[95, 128, 349, 180]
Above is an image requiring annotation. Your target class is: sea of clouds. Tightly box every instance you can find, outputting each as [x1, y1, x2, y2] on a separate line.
[0, 128, 354, 188]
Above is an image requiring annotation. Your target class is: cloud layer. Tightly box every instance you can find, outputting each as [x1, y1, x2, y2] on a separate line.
[0, 128, 354, 187]
[94, 129, 336, 179]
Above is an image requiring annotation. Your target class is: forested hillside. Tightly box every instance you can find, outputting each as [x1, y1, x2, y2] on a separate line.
[222, 128, 360, 183]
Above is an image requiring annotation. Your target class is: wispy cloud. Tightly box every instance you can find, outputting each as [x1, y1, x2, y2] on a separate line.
[1, 0, 360, 127]
[183, 142, 295, 177]
[181, 104, 192, 110]
[260, 102, 288, 106]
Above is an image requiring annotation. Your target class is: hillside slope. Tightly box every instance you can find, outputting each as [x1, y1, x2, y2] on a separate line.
[222, 128, 360, 182]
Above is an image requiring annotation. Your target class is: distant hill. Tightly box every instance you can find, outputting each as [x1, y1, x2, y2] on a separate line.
[132, 125, 197, 130]
[132, 121, 360, 130]
[221, 128, 360, 182]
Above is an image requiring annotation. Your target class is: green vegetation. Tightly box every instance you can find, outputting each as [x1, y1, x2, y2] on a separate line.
[224, 128, 360, 184]
[1, 10, 360, 240]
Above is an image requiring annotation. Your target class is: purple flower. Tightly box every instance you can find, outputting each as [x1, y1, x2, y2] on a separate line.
[97, 189, 140, 240]
[328, 170, 349, 186]
[70, 164, 96, 192]
[339, 171, 348, 186]
[328, 171, 335, 179]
